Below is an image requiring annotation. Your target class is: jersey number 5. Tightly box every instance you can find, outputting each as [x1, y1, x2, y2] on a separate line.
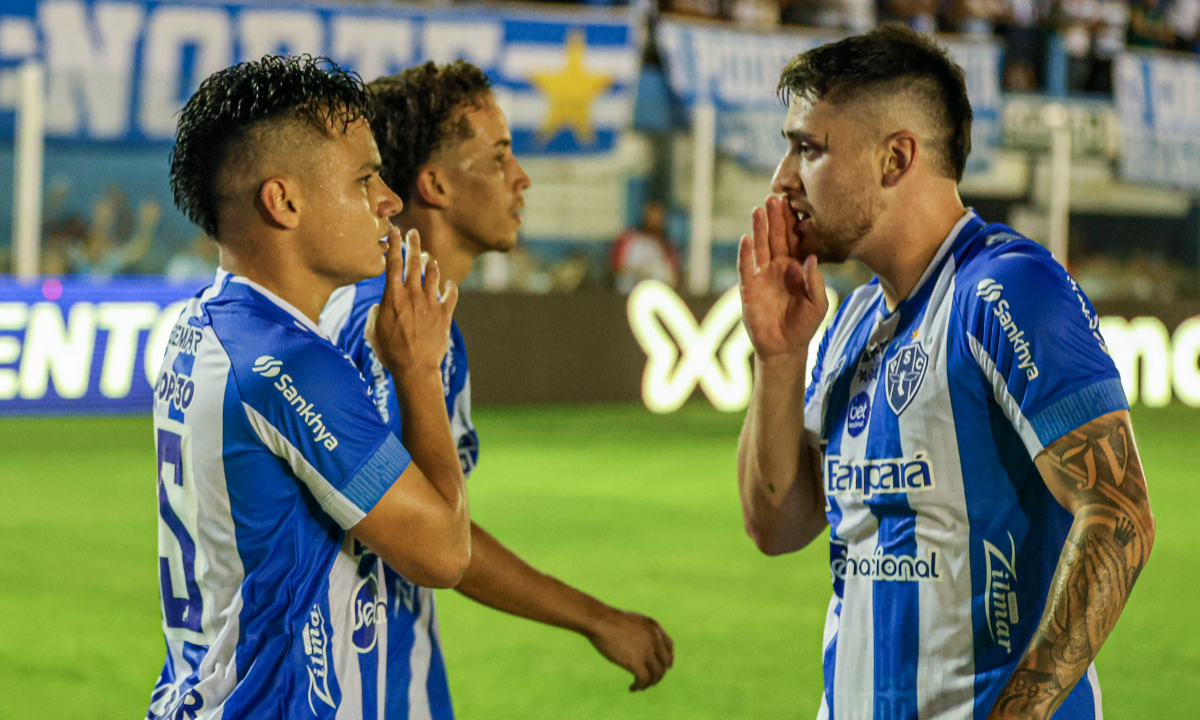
[157, 424, 205, 633]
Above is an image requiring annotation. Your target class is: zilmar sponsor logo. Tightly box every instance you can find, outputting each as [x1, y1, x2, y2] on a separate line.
[976, 279, 1040, 381]
[984, 532, 1020, 653]
[825, 453, 935, 498]
[252, 356, 340, 451]
[302, 604, 336, 713]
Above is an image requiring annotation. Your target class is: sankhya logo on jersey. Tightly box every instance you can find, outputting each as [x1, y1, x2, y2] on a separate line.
[975, 279, 1040, 381]
[252, 355, 283, 377]
[984, 532, 1021, 653]
[830, 541, 943, 582]
[301, 604, 336, 712]
[825, 453, 934, 498]
[253, 356, 340, 451]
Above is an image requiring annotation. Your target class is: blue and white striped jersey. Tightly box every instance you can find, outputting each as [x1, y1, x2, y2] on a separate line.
[804, 212, 1127, 720]
[317, 275, 479, 720]
[147, 272, 415, 719]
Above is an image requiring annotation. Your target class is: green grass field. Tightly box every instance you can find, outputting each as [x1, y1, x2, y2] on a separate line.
[0, 403, 1196, 718]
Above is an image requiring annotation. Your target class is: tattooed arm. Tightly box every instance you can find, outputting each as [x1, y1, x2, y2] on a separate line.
[988, 409, 1155, 720]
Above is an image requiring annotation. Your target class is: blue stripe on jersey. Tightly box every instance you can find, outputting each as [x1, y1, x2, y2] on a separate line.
[1028, 377, 1127, 446]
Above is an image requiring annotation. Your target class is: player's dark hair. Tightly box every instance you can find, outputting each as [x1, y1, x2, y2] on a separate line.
[170, 54, 373, 238]
[778, 25, 972, 182]
[367, 60, 493, 203]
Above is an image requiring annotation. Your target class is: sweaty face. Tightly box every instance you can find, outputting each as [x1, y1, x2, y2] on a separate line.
[771, 96, 884, 264]
[437, 97, 531, 254]
[295, 118, 401, 285]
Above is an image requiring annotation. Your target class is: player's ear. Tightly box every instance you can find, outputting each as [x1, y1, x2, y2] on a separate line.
[258, 177, 302, 230]
[881, 131, 918, 188]
[414, 166, 451, 209]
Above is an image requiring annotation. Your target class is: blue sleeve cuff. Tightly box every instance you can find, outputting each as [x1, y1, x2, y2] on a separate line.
[1028, 377, 1129, 447]
[341, 433, 411, 515]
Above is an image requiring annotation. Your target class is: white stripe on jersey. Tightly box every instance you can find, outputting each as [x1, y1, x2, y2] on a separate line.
[408, 589, 436, 720]
[330, 538, 365, 720]
[912, 263, 975, 720]
[242, 403, 367, 529]
[1087, 664, 1103, 720]
[965, 333, 1044, 459]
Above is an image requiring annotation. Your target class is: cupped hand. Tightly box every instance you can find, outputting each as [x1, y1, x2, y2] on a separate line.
[737, 196, 829, 360]
[368, 226, 459, 382]
[586, 609, 675, 692]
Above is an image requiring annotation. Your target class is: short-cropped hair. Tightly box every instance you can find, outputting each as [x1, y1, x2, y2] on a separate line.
[778, 25, 973, 182]
[368, 60, 493, 203]
[170, 54, 373, 238]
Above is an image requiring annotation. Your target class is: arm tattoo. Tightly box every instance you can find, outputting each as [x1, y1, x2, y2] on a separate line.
[990, 412, 1154, 720]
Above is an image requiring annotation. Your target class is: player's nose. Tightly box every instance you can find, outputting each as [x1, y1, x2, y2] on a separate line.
[378, 180, 403, 219]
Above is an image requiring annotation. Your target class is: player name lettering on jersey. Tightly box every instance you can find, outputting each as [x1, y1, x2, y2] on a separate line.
[831, 544, 943, 582]
[168, 323, 203, 355]
[976, 279, 1040, 380]
[824, 453, 935, 498]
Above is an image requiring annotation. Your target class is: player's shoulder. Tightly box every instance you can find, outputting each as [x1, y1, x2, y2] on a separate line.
[827, 278, 884, 338]
[953, 224, 1070, 306]
[207, 279, 364, 399]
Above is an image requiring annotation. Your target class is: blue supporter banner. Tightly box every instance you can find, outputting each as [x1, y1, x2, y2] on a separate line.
[1116, 50, 1200, 191]
[655, 19, 1002, 173]
[0, 276, 207, 414]
[0, 0, 641, 154]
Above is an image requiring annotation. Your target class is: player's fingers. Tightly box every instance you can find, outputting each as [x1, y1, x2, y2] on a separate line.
[381, 226, 405, 308]
[403, 229, 422, 291]
[629, 663, 651, 692]
[651, 626, 673, 671]
[751, 205, 769, 269]
[424, 258, 442, 302]
[782, 202, 801, 258]
[656, 624, 675, 667]
[766, 196, 788, 260]
[805, 254, 828, 308]
[441, 280, 459, 317]
[737, 234, 756, 289]
[644, 655, 666, 687]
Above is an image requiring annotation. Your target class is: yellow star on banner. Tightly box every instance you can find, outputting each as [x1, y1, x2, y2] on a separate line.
[529, 31, 614, 146]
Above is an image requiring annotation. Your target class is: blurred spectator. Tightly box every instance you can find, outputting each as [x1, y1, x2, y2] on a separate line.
[611, 200, 680, 294]
[68, 186, 160, 275]
[40, 215, 88, 275]
[877, 0, 939, 34]
[781, 0, 876, 31]
[166, 233, 220, 280]
[1127, 0, 1177, 47]
[1057, 0, 1127, 94]
[1167, 0, 1200, 49]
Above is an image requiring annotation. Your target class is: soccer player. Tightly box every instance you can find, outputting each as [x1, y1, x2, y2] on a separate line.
[319, 60, 675, 710]
[149, 56, 471, 718]
[736, 27, 1154, 720]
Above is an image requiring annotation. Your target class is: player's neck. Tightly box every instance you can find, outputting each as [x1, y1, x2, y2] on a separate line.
[217, 239, 336, 325]
[861, 188, 966, 312]
[395, 208, 477, 290]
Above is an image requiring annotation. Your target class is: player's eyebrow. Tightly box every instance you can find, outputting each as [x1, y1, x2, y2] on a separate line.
[782, 129, 828, 149]
[355, 160, 383, 175]
[493, 138, 512, 149]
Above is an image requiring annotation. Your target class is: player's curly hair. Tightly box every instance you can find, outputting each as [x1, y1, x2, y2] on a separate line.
[169, 54, 373, 238]
[367, 61, 493, 203]
[778, 25, 973, 182]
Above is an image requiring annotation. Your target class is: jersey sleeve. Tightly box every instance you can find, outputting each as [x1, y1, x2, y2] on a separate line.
[957, 247, 1128, 459]
[232, 327, 411, 530]
[445, 322, 479, 477]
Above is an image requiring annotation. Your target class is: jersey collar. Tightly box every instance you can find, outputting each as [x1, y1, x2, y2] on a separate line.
[215, 269, 330, 340]
[885, 209, 981, 316]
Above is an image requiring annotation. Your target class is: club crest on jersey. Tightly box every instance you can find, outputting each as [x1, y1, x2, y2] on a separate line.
[302, 604, 336, 712]
[885, 343, 928, 415]
[984, 532, 1021, 653]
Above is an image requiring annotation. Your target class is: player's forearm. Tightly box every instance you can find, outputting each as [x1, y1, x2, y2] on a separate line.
[989, 505, 1154, 719]
[454, 523, 611, 636]
[737, 353, 826, 554]
[394, 371, 470, 534]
